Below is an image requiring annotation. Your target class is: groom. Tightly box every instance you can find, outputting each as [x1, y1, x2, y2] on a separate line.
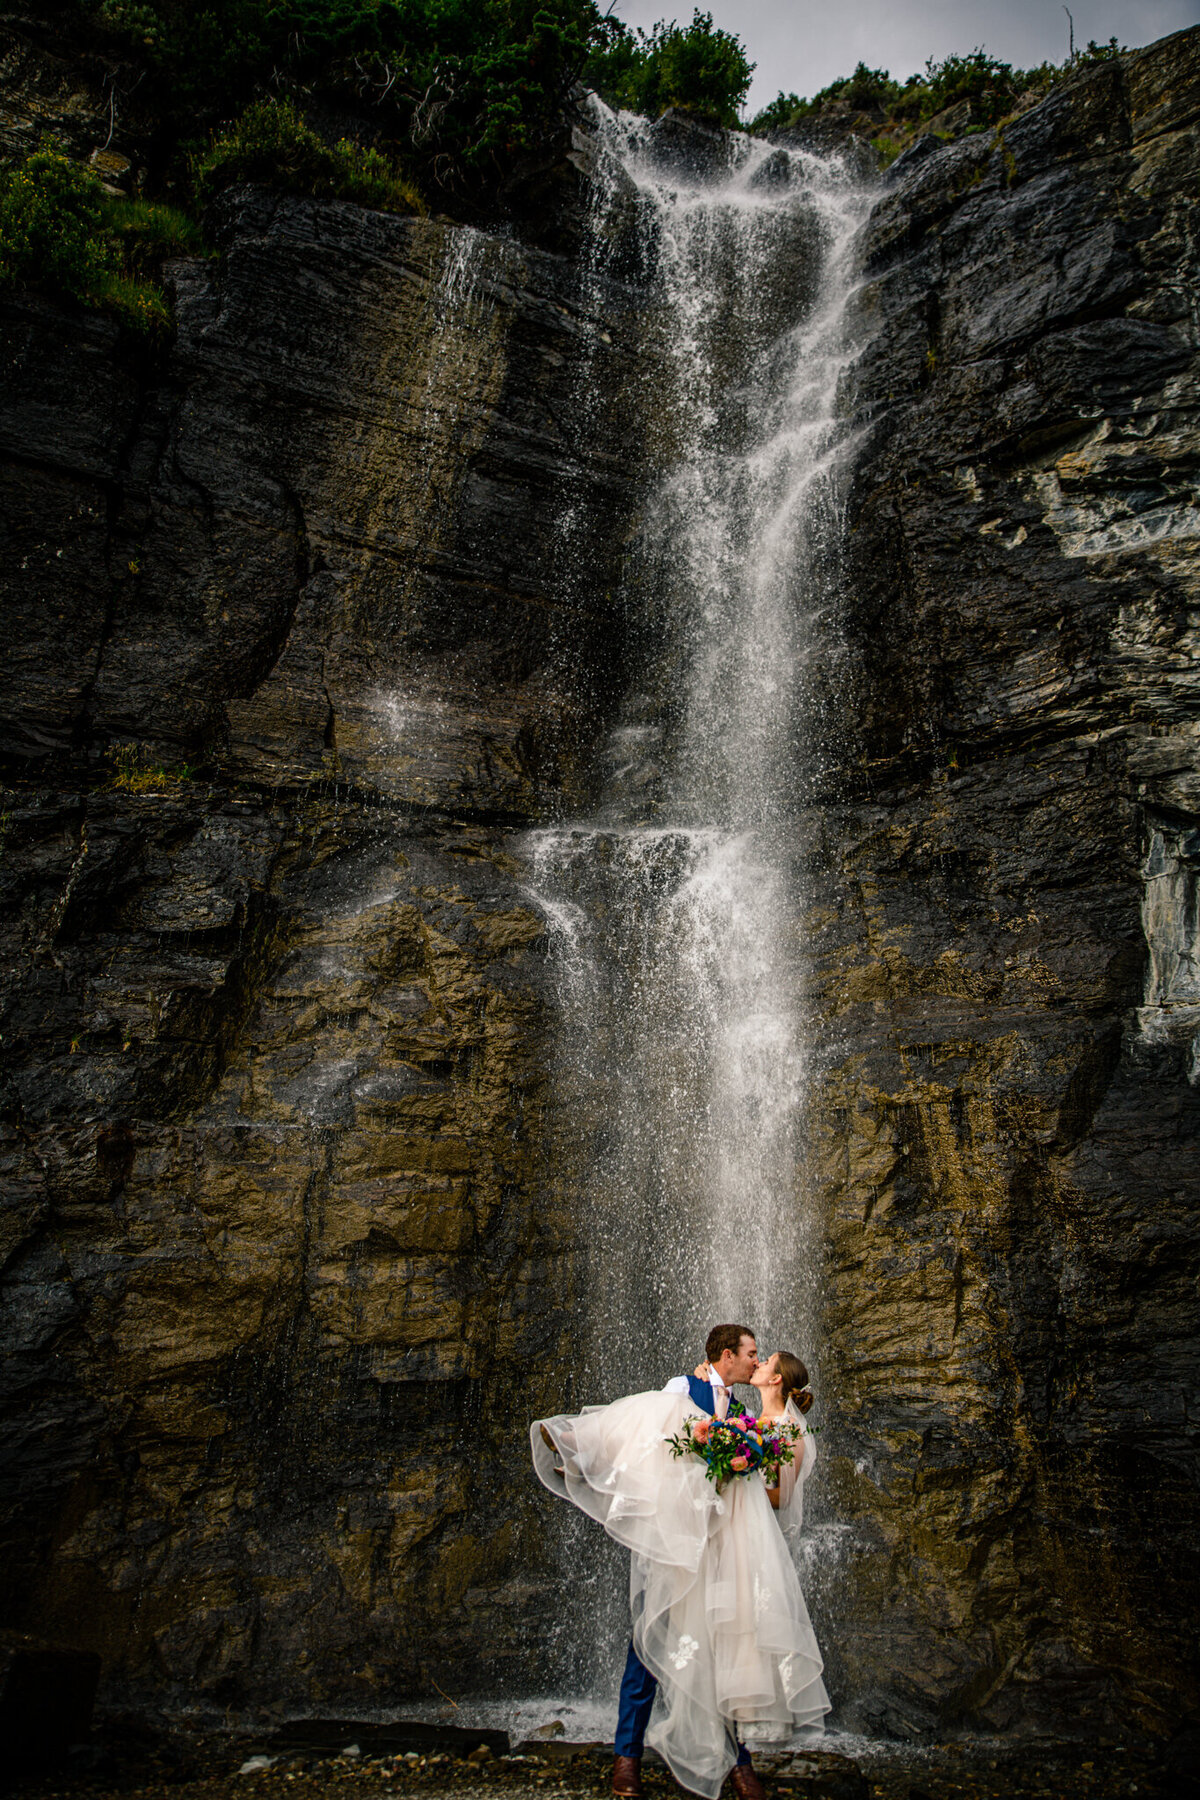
[612, 1323, 765, 1800]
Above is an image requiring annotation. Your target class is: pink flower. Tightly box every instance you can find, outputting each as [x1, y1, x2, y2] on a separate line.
[692, 1420, 712, 1444]
[730, 1454, 749, 1471]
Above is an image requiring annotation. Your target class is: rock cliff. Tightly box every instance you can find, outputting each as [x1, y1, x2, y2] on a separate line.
[0, 184, 649, 1709]
[813, 29, 1200, 1737]
[0, 20, 1197, 1744]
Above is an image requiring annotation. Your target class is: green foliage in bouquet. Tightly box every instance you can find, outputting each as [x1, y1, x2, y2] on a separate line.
[667, 1413, 804, 1489]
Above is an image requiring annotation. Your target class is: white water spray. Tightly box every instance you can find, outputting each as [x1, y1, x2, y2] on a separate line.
[527, 109, 871, 1684]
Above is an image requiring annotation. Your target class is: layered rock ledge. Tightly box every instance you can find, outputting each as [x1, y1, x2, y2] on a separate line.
[812, 27, 1200, 1737]
[0, 188, 649, 1708]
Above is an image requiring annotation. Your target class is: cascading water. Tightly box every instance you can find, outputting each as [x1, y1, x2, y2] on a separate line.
[527, 109, 872, 1698]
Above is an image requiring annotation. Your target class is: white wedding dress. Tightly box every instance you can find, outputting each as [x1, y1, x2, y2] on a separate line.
[531, 1390, 829, 1798]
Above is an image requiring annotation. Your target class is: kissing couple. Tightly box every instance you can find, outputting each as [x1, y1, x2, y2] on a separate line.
[531, 1323, 830, 1800]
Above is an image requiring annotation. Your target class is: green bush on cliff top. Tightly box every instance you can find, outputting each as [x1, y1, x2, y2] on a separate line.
[0, 147, 196, 332]
[749, 38, 1126, 143]
[749, 51, 1048, 137]
[193, 97, 424, 214]
[585, 10, 754, 128]
[88, 0, 611, 194]
[84, 1, 756, 196]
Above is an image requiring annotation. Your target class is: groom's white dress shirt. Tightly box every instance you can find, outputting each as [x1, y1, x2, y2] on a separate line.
[663, 1368, 731, 1418]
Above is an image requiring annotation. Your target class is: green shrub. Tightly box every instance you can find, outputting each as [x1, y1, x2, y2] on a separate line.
[586, 9, 753, 126]
[1078, 36, 1124, 63]
[97, 0, 164, 40]
[0, 148, 114, 296]
[94, 0, 274, 103]
[747, 90, 802, 135]
[904, 50, 1042, 126]
[89, 0, 611, 195]
[193, 97, 424, 213]
[836, 63, 903, 113]
[0, 147, 178, 332]
[748, 39, 1112, 151]
[751, 62, 906, 134]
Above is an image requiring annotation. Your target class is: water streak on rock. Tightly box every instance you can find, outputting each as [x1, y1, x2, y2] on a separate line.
[527, 112, 871, 1551]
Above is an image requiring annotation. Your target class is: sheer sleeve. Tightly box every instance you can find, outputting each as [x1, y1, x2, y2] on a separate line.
[774, 1397, 816, 1542]
[531, 1390, 829, 1792]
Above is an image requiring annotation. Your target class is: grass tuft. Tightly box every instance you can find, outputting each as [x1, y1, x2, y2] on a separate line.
[109, 743, 196, 791]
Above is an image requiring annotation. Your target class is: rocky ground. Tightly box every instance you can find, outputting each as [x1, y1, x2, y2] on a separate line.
[7, 1732, 1195, 1800]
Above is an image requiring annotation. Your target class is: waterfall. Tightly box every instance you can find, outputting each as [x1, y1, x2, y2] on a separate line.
[528, 109, 871, 1694]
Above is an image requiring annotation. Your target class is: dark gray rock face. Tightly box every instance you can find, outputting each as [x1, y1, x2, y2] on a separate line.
[0, 25, 1198, 1741]
[0, 188, 649, 1710]
[810, 29, 1200, 1736]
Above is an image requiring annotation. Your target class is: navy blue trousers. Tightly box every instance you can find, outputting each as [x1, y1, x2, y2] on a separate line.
[614, 1642, 751, 1764]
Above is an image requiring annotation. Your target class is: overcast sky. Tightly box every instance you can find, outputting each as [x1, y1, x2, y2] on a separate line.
[609, 0, 1200, 115]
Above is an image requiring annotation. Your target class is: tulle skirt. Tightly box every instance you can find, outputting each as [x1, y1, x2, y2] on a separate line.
[531, 1389, 829, 1798]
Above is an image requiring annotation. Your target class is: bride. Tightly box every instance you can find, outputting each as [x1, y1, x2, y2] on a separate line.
[530, 1350, 829, 1799]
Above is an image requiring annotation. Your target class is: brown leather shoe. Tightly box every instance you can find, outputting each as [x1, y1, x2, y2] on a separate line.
[539, 1423, 566, 1476]
[612, 1756, 644, 1798]
[728, 1765, 765, 1800]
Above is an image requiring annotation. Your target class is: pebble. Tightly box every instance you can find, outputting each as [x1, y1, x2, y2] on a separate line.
[12, 1737, 1180, 1800]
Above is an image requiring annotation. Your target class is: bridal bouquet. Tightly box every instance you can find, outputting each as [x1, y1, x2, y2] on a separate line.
[666, 1413, 803, 1488]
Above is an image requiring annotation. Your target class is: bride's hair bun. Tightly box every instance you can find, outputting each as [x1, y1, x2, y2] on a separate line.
[775, 1350, 809, 1405]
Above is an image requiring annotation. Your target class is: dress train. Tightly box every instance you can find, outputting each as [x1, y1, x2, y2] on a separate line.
[531, 1389, 829, 1799]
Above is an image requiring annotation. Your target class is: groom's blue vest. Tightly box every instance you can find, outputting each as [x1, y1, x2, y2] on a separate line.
[615, 1369, 751, 1765]
[686, 1374, 725, 1414]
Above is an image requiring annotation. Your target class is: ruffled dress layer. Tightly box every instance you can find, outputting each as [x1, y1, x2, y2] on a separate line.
[531, 1390, 829, 1799]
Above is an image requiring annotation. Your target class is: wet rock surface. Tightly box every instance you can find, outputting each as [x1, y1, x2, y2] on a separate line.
[0, 180, 650, 1709]
[0, 21, 1198, 1753]
[808, 27, 1200, 1739]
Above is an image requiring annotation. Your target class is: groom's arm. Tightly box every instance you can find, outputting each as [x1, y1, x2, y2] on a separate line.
[663, 1376, 690, 1393]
